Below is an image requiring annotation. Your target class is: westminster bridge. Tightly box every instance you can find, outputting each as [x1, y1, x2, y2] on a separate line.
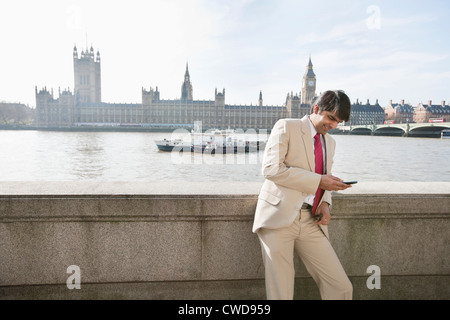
[336, 122, 450, 138]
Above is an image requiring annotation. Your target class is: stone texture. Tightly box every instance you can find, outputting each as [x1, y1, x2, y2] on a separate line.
[0, 181, 449, 299]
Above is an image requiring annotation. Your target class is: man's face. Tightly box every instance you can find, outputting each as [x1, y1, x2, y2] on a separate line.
[310, 105, 343, 135]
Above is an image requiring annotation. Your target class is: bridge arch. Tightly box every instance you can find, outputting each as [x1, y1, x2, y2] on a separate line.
[374, 126, 406, 136]
[341, 123, 450, 137]
[350, 127, 372, 135]
[409, 125, 448, 138]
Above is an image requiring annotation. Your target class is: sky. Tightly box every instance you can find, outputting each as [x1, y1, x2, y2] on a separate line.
[0, 0, 449, 108]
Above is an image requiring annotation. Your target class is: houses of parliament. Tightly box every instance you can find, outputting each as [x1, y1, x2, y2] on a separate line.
[35, 45, 318, 130]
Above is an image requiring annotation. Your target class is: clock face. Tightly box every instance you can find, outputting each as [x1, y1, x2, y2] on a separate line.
[308, 80, 314, 87]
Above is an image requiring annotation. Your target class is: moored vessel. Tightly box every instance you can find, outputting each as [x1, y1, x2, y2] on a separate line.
[155, 128, 267, 153]
[155, 138, 192, 152]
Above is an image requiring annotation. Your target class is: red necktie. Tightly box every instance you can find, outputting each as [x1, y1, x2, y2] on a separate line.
[312, 133, 324, 216]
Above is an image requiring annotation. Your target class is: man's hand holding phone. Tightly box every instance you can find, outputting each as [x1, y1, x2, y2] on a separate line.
[319, 175, 357, 191]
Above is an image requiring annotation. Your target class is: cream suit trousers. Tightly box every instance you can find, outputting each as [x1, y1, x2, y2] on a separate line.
[257, 208, 353, 300]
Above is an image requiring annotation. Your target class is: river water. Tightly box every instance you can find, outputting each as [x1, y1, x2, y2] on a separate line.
[0, 130, 449, 182]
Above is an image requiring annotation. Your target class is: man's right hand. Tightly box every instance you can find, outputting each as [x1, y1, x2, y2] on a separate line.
[319, 175, 352, 191]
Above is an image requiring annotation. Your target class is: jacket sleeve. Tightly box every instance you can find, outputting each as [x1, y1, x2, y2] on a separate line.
[262, 119, 321, 195]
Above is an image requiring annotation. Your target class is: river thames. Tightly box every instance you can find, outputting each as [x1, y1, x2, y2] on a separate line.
[0, 130, 449, 182]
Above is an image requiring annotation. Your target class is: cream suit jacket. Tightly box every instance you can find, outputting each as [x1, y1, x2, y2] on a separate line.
[252, 116, 336, 237]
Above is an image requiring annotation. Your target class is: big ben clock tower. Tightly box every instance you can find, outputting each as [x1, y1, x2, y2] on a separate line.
[301, 57, 316, 105]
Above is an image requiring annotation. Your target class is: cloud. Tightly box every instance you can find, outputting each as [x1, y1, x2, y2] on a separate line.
[297, 19, 368, 46]
[1, 0, 448, 107]
[296, 8, 435, 48]
[381, 13, 436, 28]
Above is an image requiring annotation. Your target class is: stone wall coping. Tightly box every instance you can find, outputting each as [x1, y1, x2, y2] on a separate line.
[1, 181, 449, 299]
[0, 181, 449, 196]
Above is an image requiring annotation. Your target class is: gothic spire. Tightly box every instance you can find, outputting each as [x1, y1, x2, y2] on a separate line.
[185, 62, 190, 79]
[181, 62, 193, 101]
[305, 56, 315, 77]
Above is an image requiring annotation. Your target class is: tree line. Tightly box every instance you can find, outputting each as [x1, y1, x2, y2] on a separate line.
[0, 103, 34, 126]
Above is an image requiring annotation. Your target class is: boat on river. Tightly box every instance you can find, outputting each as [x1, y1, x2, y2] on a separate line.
[155, 129, 266, 153]
[155, 138, 193, 152]
[441, 129, 450, 139]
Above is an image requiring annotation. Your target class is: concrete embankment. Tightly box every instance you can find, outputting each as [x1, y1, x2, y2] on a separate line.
[0, 181, 449, 300]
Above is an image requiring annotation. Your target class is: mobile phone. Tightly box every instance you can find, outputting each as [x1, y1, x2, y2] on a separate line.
[343, 181, 358, 185]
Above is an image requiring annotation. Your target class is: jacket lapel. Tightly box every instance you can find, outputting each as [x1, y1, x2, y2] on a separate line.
[300, 115, 315, 171]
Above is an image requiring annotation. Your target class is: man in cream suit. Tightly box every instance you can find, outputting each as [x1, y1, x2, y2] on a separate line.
[253, 90, 353, 300]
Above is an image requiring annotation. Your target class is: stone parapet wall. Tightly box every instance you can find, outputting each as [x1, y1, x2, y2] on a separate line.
[0, 182, 449, 300]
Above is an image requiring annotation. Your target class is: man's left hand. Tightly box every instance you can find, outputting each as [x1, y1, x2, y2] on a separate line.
[315, 202, 331, 225]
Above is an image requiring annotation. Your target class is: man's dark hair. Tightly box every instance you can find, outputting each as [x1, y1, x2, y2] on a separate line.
[311, 90, 351, 122]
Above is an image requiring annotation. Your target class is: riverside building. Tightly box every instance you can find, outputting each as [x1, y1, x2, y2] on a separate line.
[31, 45, 450, 130]
[35, 46, 316, 130]
[348, 99, 385, 126]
